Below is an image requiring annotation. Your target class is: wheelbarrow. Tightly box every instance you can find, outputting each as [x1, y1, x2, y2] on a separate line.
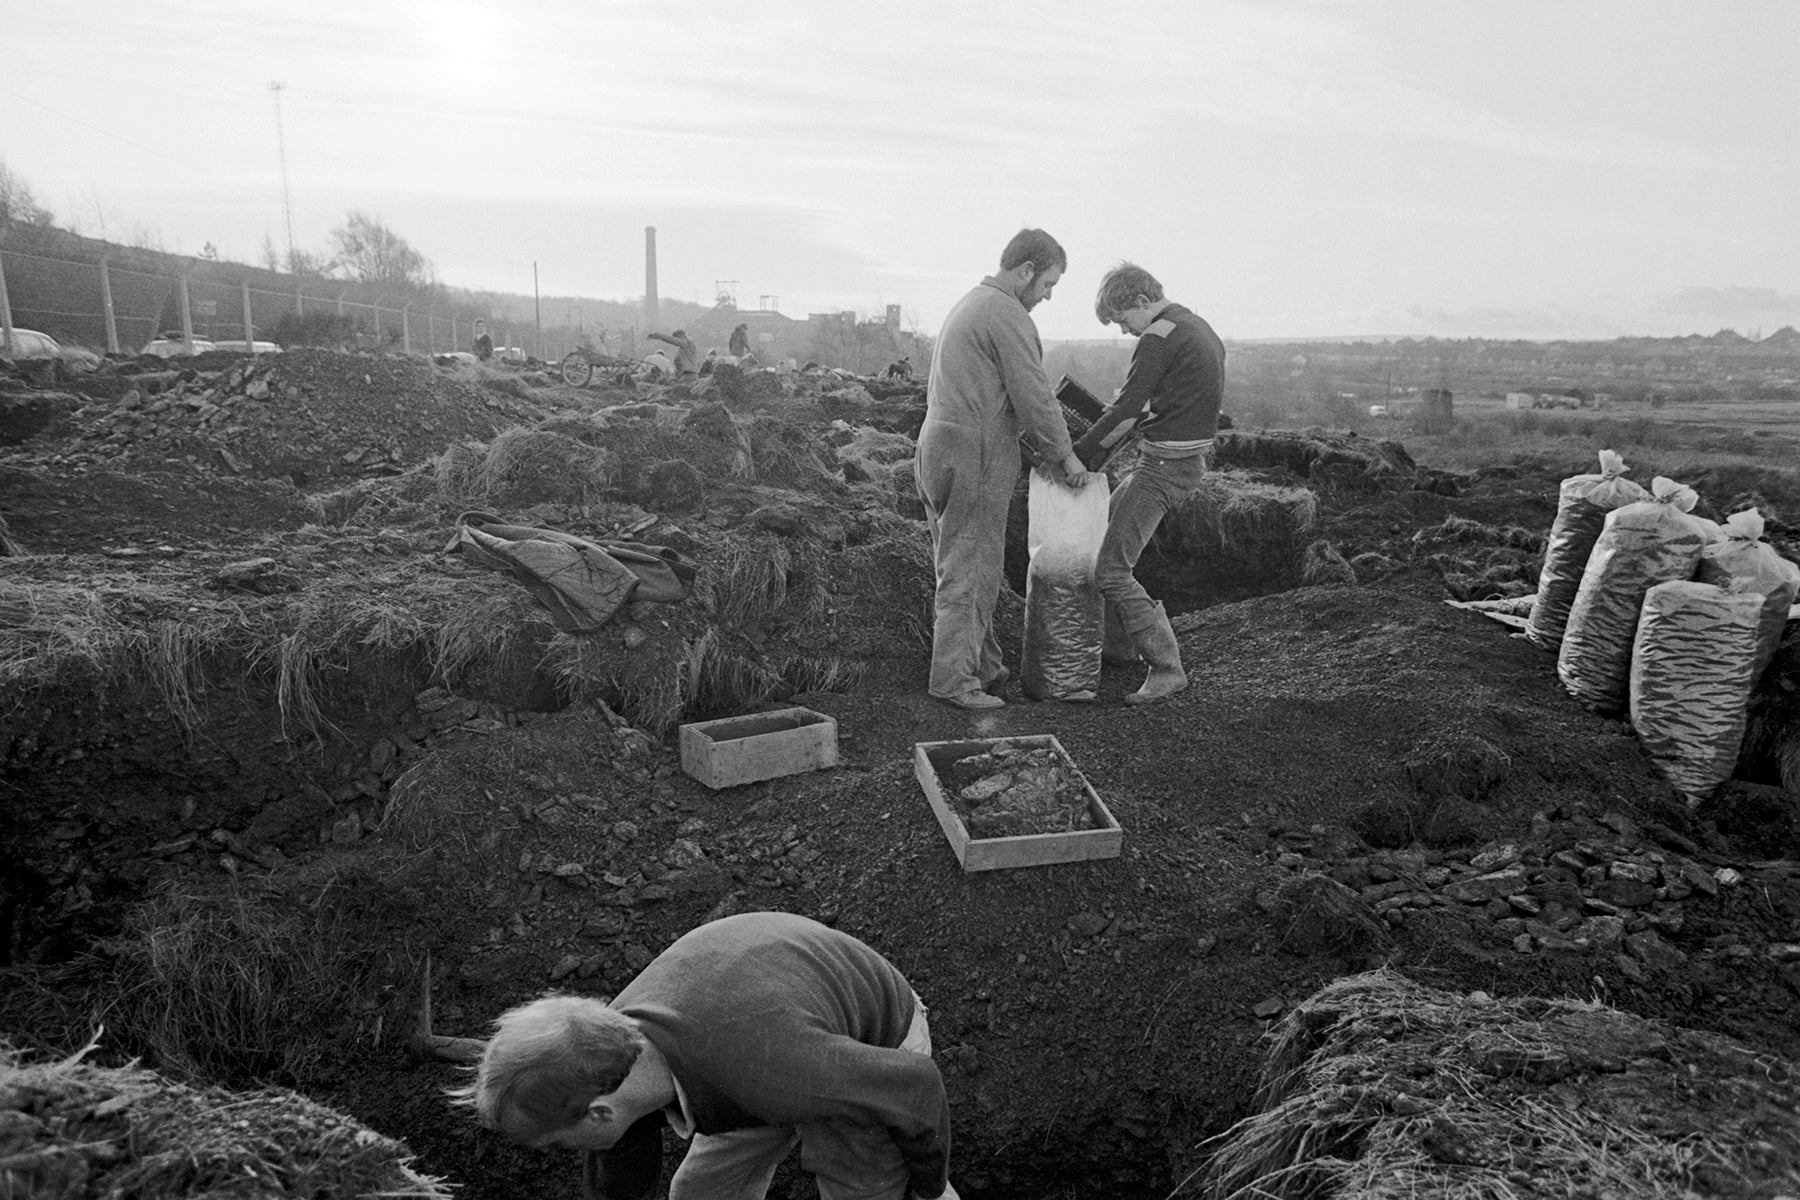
[560, 345, 639, 387]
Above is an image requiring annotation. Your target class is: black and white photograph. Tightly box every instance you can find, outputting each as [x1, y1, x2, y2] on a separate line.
[3, 3, 1798, 1198]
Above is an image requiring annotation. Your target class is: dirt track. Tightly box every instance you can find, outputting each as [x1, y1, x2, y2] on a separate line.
[2, 349, 1798, 1198]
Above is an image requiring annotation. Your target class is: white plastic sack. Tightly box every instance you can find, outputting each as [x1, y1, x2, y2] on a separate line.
[1525, 450, 1649, 651]
[1629, 580, 1765, 804]
[1021, 471, 1110, 701]
[1696, 508, 1800, 684]
[1558, 476, 1709, 712]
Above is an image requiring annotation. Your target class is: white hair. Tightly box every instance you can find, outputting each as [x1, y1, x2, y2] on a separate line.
[447, 993, 643, 1140]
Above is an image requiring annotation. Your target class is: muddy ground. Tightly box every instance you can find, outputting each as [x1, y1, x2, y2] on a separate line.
[2, 349, 1798, 1198]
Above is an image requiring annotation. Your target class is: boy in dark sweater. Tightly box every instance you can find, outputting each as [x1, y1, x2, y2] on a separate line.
[454, 911, 958, 1200]
[1075, 263, 1226, 705]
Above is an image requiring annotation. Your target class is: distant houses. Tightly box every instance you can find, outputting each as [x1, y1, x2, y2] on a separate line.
[1505, 391, 1590, 410]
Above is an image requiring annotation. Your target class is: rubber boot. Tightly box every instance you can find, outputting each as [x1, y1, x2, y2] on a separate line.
[1125, 606, 1187, 706]
[1102, 600, 1140, 666]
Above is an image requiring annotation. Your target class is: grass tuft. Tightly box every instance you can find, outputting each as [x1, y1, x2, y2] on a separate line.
[433, 426, 614, 510]
[1193, 969, 1800, 1200]
[0, 1037, 452, 1198]
[94, 884, 381, 1086]
[1167, 470, 1319, 554]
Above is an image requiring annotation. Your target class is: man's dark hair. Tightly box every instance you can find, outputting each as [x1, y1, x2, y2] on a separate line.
[999, 228, 1066, 276]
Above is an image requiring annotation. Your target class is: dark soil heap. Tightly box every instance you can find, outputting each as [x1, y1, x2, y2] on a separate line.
[0, 348, 577, 555]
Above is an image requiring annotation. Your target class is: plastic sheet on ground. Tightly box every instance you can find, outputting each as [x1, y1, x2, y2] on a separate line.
[1525, 450, 1648, 652]
[1696, 508, 1800, 684]
[1630, 580, 1766, 803]
[1558, 475, 1710, 712]
[1021, 471, 1109, 701]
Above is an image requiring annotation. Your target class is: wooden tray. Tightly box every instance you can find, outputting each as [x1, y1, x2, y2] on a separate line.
[914, 734, 1121, 872]
[679, 707, 838, 789]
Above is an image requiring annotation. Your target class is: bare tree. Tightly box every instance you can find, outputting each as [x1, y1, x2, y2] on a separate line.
[0, 158, 54, 228]
[329, 210, 437, 290]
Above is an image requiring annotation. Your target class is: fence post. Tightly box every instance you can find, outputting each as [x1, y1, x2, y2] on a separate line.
[401, 306, 411, 354]
[295, 282, 304, 315]
[427, 309, 435, 354]
[178, 274, 196, 355]
[99, 259, 121, 353]
[0, 250, 14, 358]
[335, 292, 345, 317]
[242, 279, 257, 354]
[452, 314, 459, 352]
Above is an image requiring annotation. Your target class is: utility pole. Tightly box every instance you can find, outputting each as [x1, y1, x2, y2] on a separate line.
[269, 81, 295, 270]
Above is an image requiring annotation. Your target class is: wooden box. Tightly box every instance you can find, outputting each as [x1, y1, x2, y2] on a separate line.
[679, 707, 838, 789]
[914, 734, 1121, 872]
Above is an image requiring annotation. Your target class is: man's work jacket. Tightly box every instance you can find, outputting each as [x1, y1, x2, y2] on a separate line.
[924, 278, 1073, 467]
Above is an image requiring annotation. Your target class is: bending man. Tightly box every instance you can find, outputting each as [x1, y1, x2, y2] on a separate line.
[917, 228, 1089, 710]
[1076, 263, 1225, 704]
[648, 329, 699, 376]
[453, 911, 958, 1200]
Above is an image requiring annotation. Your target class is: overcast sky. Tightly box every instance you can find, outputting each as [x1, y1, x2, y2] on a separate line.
[5, 1, 1797, 343]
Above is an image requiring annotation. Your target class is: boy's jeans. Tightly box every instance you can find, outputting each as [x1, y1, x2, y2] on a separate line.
[1097, 447, 1208, 633]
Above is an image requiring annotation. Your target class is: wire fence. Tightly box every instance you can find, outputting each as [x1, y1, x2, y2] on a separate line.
[0, 245, 610, 363]
[1, 235, 925, 373]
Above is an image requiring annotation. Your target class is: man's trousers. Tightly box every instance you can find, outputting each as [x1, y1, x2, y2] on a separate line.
[914, 417, 1021, 699]
[666, 1002, 953, 1200]
[1096, 448, 1207, 634]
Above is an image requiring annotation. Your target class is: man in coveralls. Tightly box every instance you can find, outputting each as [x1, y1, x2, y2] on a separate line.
[916, 228, 1090, 710]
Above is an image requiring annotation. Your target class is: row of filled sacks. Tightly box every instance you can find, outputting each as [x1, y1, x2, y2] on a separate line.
[1527, 458, 1800, 802]
[1525, 449, 1649, 651]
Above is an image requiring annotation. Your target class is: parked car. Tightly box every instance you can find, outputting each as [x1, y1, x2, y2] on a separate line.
[209, 340, 282, 354]
[141, 332, 217, 358]
[1, 327, 100, 377]
[1, 328, 62, 361]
